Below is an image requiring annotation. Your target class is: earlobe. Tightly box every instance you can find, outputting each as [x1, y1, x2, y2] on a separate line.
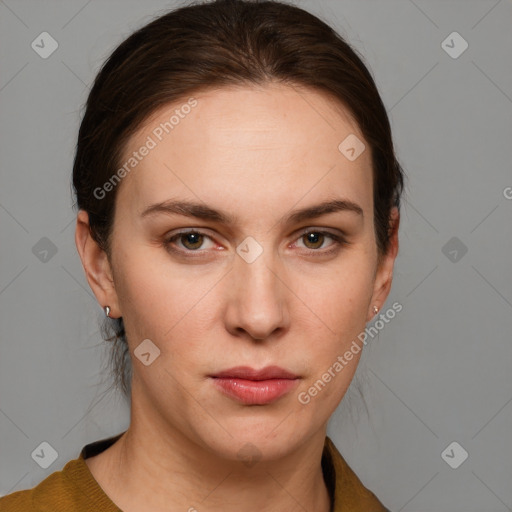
[75, 210, 119, 317]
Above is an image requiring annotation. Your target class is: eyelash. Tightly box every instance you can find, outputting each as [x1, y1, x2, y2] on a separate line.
[163, 229, 348, 258]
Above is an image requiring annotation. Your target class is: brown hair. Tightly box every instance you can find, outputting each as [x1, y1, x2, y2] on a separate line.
[72, 0, 405, 398]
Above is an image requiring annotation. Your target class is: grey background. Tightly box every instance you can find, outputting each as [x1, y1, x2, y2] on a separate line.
[1, 0, 511, 510]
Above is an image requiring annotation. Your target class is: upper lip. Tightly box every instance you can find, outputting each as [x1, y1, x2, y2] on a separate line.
[211, 365, 299, 380]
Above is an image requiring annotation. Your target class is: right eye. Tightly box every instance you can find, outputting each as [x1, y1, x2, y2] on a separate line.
[163, 229, 218, 255]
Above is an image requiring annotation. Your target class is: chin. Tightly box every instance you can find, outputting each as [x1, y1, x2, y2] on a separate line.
[194, 414, 310, 463]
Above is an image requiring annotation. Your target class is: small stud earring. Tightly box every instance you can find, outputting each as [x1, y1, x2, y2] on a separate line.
[373, 305, 379, 315]
[104, 306, 111, 318]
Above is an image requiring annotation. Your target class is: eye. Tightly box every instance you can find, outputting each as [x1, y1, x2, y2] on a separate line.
[164, 230, 216, 253]
[163, 228, 348, 258]
[293, 229, 347, 254]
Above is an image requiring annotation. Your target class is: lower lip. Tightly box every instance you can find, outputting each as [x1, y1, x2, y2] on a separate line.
[211, 377, 299, 405]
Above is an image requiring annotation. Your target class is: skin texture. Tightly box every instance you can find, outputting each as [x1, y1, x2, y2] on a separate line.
[75, 82, 399, 512]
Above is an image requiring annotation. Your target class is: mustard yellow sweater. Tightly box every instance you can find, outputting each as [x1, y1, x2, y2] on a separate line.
[0, 433, 389, 511]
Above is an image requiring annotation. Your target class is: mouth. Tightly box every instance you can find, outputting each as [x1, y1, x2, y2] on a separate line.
[209, 366, 300, 405]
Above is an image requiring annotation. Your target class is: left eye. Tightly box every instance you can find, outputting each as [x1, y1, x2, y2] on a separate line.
[296, 231, 338, 250]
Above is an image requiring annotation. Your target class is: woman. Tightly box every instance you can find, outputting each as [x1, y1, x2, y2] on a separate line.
[1, 0, 403, 510]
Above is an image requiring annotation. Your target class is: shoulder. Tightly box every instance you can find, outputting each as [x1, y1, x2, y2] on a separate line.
[0, 490, 33, 511]
[323, 436, 390, 512]
[0, 432, 125, 512]
[0, 459, 79, 512]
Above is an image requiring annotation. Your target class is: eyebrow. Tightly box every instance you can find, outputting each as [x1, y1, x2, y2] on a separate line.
[140, 198, 364, 225]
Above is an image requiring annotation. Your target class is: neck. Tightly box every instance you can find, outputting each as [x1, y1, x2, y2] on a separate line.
[90, 408, 332, 512]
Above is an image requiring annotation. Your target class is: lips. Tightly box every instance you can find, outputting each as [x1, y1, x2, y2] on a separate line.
[210, 366, 300, 405]
[211, 365, 299, 380]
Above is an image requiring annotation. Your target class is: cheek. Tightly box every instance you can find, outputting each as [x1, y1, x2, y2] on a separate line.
[296, 256, 375, 342]
[112, 245, 222, 355]
[294, 255, 375, 403]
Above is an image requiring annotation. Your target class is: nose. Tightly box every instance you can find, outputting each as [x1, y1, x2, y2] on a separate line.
[224, 248, 289, 341]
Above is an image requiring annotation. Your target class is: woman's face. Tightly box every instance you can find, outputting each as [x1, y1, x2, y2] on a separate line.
[78, 82, 398, 460]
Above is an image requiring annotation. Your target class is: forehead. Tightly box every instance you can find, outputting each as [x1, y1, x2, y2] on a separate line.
[116, 83, 373, 218]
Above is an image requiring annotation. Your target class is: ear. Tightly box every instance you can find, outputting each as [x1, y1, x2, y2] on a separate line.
[366, 206, 400, 323]
[75, 210, 120, 318]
